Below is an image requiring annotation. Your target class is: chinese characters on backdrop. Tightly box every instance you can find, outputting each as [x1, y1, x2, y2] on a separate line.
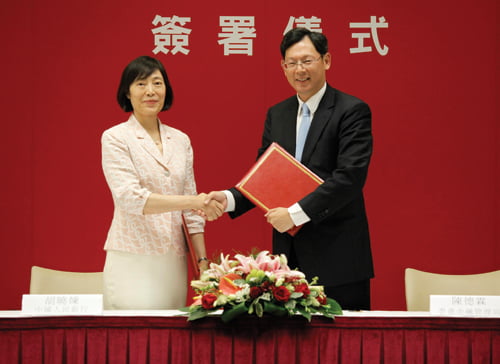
[151, 15, 389, 56]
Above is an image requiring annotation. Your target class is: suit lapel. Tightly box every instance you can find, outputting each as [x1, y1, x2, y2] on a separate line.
[280, 98, 299, 156]
[128, 115, 170, 170]
[301, 86, 336, 164]
[159, 122, 174, 165]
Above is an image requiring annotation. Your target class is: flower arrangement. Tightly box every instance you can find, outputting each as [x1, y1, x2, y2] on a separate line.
[182, 251, 342, 323]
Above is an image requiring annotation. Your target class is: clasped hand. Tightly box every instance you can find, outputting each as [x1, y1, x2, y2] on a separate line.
[193, 191, 228, 221]
[195, 193, 224, 221]
[200, 191, 295, 232]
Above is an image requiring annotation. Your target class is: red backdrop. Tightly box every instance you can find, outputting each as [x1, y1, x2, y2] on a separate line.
[0, 0, 498, 310]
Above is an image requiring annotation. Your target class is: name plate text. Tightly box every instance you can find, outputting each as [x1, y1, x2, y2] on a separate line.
[430, 295, 500, 317]
[22, 294, 103, 316]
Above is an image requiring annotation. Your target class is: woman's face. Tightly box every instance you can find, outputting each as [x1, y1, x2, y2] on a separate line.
[127, 69, 166, 120]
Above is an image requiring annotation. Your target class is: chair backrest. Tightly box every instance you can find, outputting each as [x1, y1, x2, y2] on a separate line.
[30, 266, 104, 294]
[404, 268, 500, 311]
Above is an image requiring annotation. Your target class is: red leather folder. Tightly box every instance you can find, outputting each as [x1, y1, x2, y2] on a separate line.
[182, 215, 200, 276]
[236, 142, 323, 236]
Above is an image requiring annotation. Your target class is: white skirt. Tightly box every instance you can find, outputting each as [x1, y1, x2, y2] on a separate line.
[103, 249, 187, 310]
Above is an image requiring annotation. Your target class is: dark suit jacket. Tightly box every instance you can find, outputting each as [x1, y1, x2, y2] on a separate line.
[230, 84, 374, 287]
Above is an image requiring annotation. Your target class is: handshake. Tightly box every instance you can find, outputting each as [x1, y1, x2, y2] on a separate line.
[193, 191, 295, 233]
[193, 191, 227, 221]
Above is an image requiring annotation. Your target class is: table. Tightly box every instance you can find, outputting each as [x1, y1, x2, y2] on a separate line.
[0, 311, 499, 363]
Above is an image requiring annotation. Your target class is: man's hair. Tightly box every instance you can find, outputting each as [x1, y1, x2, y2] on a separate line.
[280, 28, 329, 58]
[116, 56, 174, 112]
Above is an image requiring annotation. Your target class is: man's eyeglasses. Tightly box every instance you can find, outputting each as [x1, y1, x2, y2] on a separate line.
[282, 56, 323, 70]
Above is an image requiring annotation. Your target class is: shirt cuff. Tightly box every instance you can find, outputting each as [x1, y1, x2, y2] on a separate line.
[288, 203, 311, 226]
[223, 190, 236, 212]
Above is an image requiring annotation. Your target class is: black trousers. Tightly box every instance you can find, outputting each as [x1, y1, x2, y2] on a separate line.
[286, 245, 371, 311]
[324, 279, 371, 311]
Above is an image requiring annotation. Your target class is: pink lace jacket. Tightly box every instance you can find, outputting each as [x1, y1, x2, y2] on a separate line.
[101, 115, 204, 256]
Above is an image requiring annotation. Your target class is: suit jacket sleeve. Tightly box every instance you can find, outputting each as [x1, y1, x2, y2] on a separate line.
[101, 129, 151, 215]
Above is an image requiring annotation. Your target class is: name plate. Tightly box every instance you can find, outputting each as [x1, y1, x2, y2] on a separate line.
[430, 295, 500, 317]
[22, 294, 103, 316]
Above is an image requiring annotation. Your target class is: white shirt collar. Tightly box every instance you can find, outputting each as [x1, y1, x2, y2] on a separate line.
[297, 83, 327, 115]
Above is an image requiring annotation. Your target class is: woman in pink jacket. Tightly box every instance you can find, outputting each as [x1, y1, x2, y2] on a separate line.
[101, 56, 222, 309]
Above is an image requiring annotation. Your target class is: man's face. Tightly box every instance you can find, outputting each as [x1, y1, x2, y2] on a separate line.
[281, 36, 331, 101]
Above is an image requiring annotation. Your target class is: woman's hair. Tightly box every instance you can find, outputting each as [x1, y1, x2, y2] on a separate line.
[280, 28, 329, 58]
[116, 56, 174, 112]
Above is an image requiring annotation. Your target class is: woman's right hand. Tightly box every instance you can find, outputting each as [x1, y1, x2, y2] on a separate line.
[194, 193, 224, 221]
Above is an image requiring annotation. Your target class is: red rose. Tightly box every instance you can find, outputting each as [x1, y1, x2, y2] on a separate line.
[201, 293, 218, 309]
[261, 281, 272, 291]
[317, 295, 327, 305]
[273, 286, 291, 303]
[250, 286, 263, 299]
[294, 283, 310, 297]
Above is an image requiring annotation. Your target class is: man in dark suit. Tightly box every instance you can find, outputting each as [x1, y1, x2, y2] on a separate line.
[207, 28, 374, 310]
